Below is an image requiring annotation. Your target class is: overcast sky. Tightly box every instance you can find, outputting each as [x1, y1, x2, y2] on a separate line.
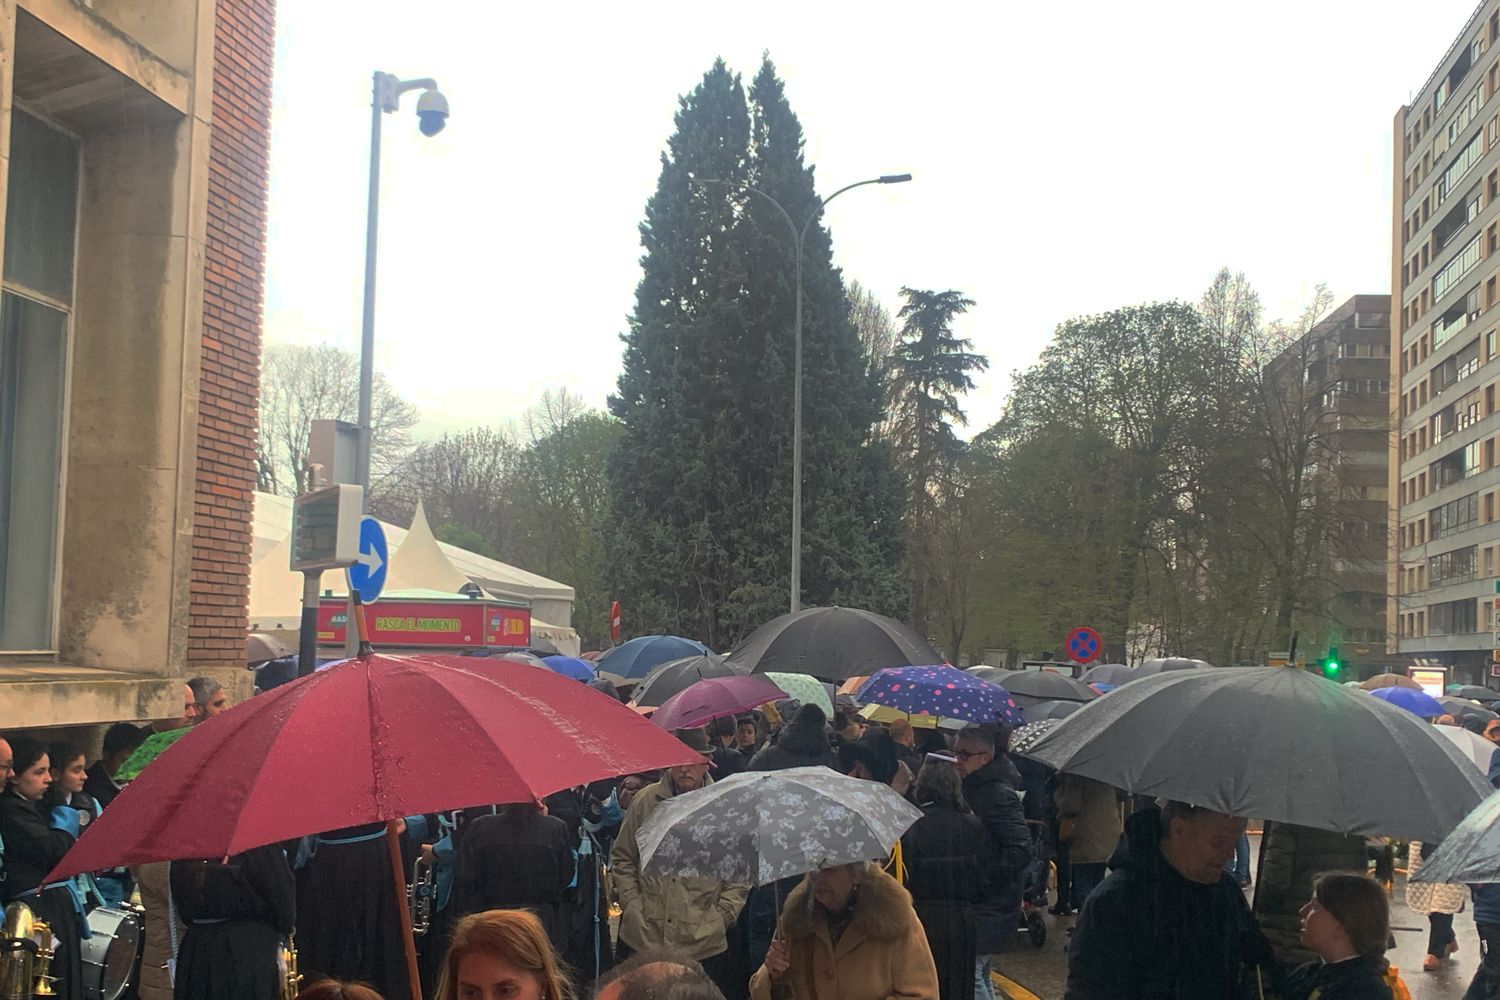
[264, 0, 1480, 438]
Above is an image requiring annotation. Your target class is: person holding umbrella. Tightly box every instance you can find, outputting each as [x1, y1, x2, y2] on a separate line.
[1064, 800, 1275, 1000]
[610, 728, 749, 997]
[752, 861, 939, 1000]
[748, 705, 833, 772]
[952, 727, 1031, 997]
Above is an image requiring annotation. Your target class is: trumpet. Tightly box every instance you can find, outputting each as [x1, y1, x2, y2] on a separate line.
[1, 901, 56, 999]
[278, 932, 301, 1000]
[408, 855, 435, 938]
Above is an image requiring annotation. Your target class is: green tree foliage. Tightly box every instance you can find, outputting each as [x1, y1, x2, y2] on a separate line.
[606, 57, 906, 648]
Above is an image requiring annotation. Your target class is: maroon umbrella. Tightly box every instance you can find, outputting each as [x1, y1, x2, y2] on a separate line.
[650, 675, 788, 731]
[46, 653, 701, 997]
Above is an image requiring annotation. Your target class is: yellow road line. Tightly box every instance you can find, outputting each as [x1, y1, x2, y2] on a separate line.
[992, 970, 1042, 1000]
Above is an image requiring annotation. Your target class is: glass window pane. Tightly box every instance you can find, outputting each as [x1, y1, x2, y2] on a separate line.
[3, 111, 78, 302]
[0, 293, 65, 648]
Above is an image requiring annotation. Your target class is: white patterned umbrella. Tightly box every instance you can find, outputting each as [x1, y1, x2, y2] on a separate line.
[637, 766, 923, 885]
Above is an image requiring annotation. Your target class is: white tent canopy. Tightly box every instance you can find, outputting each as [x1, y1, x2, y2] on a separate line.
[249, 492, 578, 654]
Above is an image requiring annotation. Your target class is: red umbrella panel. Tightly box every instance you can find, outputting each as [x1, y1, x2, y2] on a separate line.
[48, 653, 703, 880]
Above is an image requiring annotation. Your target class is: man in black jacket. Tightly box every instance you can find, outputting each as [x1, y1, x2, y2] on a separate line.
[1065, 801, 1276, 1000]
[955, 727, 1033, 999]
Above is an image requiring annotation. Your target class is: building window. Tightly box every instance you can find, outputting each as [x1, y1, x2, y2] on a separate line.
[0, 110, 76, 650]
[1430, 546, 1478, 586]
[1440, 135, 1484, 205]
[1434, 235, 1483, 299]
[1432, 491, 1480, 538]
[1429, 598, 1478, 635]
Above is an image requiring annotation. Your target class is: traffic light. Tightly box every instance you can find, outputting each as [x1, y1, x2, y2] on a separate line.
[1321, 647, 1342, 678]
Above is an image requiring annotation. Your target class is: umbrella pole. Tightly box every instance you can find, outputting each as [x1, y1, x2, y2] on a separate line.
[385, 819, 423, 1000]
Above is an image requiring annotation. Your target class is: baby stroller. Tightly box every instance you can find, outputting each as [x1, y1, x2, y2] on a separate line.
[1016, 820, 1049, 947]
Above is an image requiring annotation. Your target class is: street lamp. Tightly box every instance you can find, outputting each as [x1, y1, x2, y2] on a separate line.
[348, 71, 449, 656]
[697, 173, 912, 614]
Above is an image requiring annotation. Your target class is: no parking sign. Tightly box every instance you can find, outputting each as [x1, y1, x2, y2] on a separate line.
[1065, 626, 1102, 664]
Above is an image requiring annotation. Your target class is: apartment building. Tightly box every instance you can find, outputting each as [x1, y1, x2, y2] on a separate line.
[1269, 295, 1392, 673]
[1391, 0, 1500, 684]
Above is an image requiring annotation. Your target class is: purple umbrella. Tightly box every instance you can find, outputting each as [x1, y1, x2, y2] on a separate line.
[857, 665, 1024, 727]
[651, 675, 789, 731]
[1370, 686, 1446, 719]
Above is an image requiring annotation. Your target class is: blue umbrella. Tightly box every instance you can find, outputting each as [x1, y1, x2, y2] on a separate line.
[542, 655, 598, 683]
[597, 635, 712, 681]
[1370, 686, 1445, 719]
[858, 665, 1024, 727]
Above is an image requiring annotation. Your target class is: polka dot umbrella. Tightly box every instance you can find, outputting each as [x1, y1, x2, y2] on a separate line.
[857, 664, 1024, 728]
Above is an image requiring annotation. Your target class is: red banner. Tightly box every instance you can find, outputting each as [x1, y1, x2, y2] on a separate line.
[318, 597, 530, 650]
[610, 600, 621, 643]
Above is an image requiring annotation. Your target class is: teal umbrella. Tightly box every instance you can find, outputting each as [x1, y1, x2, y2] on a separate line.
[763, 672, 834, 717]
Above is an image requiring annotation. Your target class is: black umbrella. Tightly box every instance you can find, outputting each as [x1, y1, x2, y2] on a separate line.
[1080, 663, 1134, 686]
[1453, 685, 1500, 704]
[995, 670, 1096, 707]
[965, 666, 1010, 686]
[1439, 696, 1499, 723]
[729, 607, 943, 683]
[1022, 700, 1083, 724]
[1025, 667, 1491, 842]
[627, 654, 743, 710]
[1132, 657, 1208, 679]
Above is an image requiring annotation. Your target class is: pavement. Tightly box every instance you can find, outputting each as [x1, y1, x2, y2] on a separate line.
[988, 833, 1482, 1000]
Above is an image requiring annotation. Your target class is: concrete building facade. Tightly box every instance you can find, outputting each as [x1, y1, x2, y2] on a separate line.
[0, 0, 274, 728]
[1272, 295, 1392, 674]
[1392, 0, 1500, 684]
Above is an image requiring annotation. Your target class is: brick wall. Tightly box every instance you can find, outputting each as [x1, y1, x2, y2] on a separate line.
[190, 0, 276, 671]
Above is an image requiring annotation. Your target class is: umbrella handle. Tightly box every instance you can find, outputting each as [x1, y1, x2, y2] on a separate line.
[385, 820, 423, 1000]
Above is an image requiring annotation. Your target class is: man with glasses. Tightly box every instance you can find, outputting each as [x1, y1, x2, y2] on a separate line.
[954, 727, 1033, 1000]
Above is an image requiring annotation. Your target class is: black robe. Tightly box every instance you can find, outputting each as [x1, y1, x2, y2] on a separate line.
[1283, 956, 1393, 1000]
[545, 786, 617, 981]
[170, 845, 295, 1000]
[0, 789, 82, 1000]
[295, 822, 412, 1000]
[902, 802, 991, 1000]
[453, 811, 573, 951]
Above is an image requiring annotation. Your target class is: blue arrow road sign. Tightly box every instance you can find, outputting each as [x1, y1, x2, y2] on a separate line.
[348, 516, 388, 604]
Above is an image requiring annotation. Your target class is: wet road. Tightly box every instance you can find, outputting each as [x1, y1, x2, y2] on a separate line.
[989, 834, 1480, 1000]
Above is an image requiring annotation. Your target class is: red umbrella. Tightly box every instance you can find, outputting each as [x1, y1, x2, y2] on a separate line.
[649, 674, 788, 731]
[47, 654, 700, 996]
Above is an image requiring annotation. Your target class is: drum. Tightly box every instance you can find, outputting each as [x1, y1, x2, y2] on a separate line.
[78, 906, 143, 1000]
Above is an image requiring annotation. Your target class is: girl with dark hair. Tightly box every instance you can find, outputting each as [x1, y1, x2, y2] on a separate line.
[453, 802, 575, 954]
[0, 735, 84, 1000]
[1286, 871, 1395, 1000]
[899, 756, 992, 1000]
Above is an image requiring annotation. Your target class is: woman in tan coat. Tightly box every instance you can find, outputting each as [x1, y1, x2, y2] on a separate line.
[750, 862, 939, 1000]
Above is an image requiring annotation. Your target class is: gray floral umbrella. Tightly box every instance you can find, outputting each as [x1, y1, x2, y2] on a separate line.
[637, 766, 924, 885]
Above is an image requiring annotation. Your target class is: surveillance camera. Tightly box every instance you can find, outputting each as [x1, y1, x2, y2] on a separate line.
[416, 88, 449, 137]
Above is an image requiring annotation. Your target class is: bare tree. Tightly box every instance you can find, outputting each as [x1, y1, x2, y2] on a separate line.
[257, 344, 421, 501]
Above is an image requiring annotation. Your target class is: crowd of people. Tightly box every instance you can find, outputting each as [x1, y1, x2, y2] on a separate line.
[1, 671, 1489, 1000]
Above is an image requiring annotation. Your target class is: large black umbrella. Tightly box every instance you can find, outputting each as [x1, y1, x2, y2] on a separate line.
[965, 666, 1010, 686]
[1080, 663, 1134, 686]
[1024, 667, 1491, 842]
[1452, 685, 1500, 704]
[1413, 792, 1500, 884]
[995, 669, 1096, 707]
[627, 654, 743, 710]
[1439, 696, 1499, 724]
[1132, 657, 1209, 680]
[729, 607, 942, 682]
[1022, 699, 1083, 724]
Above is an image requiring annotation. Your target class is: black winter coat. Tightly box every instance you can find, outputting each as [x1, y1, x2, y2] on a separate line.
[961, 759, 1032, 953]
[0, 790, 83, 1000]
[902, 803, 991, 1000]
[1283, 956, 1393, 1000]
[453, 811, 574, 952]
[1064, 808, 1275, 1000]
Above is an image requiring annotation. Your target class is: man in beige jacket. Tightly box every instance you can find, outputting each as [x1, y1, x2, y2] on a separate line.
[611, 727, 749, 996]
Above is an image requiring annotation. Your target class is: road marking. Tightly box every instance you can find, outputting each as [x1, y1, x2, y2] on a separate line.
[992, 970, 1041, 1000]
